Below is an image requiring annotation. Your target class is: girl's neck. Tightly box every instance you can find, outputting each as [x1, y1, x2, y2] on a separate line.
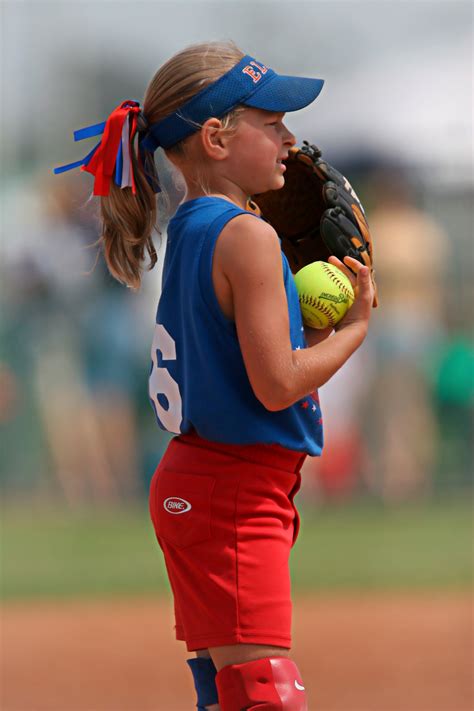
[183, 184, 249, 210]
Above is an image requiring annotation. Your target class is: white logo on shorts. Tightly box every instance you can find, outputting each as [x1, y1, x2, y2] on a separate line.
[164, 497, 192, 514]
[295, 680, 305, 691]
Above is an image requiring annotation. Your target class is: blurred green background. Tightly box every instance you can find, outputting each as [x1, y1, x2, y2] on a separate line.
[2, 497, 472, 601]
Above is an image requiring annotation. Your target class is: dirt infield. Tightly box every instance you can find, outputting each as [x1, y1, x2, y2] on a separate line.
[2, 594, 472, 711]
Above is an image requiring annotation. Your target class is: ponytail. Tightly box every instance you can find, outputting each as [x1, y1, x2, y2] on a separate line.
[99, 129, 158, 290]
[54, 40, 246, 290]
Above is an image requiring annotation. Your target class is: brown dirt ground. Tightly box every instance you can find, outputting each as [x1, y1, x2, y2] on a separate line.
[1, 593, 472, 711]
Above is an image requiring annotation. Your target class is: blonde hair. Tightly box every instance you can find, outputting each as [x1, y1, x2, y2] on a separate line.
[98, 40, 246, 290]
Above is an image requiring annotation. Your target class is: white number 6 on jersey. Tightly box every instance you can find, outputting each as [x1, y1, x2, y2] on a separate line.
[149, 324, 183, 434]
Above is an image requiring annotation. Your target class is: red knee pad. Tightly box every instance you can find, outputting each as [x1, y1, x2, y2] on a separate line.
[215, 656, 308, 711]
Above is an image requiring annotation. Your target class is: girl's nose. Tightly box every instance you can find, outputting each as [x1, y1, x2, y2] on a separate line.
[283, 126, 296, 147]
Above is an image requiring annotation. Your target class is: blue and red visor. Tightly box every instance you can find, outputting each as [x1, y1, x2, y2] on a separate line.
[141, 55, 324, 151]
[53, 55, 324, 196]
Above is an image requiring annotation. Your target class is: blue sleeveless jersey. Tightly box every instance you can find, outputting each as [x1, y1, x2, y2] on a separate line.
[148, 196, 323, 456]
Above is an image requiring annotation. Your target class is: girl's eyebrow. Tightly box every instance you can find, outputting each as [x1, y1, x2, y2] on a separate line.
[265, 111, 286, 119]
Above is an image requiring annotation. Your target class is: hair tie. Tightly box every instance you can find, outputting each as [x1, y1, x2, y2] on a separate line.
[53, 100, 161, 196]
[136, 110, 149, 134]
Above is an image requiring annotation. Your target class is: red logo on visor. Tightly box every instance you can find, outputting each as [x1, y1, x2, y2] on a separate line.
[242, 60, 268, 83]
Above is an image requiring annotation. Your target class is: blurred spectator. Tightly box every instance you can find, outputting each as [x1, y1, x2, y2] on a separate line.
[0, 361, 20, 426]
[2, 175, 147, 504]
[301, 342, 375, 504]
[360, 168, 449, 502]
[430, 326, 474, 491]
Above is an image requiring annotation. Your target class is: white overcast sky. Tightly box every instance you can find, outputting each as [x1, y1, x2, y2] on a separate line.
[2, 0, 473, 179]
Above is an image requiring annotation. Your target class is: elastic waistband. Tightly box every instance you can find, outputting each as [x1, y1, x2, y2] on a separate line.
[175, 430, 307, 473]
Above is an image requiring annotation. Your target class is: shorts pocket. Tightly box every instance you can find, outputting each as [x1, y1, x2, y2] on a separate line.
[153, 468, 215, 549]
[291, 508, 301, 547]
[289, 471, 302, 547]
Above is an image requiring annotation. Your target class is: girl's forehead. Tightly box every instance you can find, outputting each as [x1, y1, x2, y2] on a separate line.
[242, 107, 286, 121]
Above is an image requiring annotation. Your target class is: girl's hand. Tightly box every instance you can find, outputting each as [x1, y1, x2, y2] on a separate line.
[327, 255, 374, 335]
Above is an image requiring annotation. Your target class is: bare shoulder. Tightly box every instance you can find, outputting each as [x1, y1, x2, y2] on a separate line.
[220, 212, 278, 242]
[216, 213, 282, 279]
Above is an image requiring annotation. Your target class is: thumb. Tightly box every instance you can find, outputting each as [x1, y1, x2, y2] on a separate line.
[356, 266, 371, 297]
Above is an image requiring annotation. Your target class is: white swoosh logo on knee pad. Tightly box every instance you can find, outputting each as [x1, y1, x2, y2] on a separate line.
[295, 680, 305, 691]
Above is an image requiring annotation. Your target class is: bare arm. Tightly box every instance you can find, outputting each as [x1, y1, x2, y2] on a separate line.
[218, 215, 373, 410]
[304, 325, 334, 347]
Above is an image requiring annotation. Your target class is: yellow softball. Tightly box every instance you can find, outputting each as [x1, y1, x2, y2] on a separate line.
[294, 261, 355, 329]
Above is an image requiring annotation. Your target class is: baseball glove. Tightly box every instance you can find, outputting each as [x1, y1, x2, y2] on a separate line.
[247, 142, 378, 307]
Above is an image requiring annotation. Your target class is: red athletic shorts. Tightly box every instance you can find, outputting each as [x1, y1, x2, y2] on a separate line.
[149, 430, 307, 652]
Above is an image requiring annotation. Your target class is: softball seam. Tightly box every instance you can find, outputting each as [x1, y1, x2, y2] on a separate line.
[321, 262, 354, 300]
[299, 294, 336, 326]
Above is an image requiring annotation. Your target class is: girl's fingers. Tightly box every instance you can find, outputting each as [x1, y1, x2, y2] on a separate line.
[342, 255, 364, 272]
[328, 255, 372, 301]
[327, 255, 357, 286]
[328, 256, 372, 302]
[354, 264, 373, 300]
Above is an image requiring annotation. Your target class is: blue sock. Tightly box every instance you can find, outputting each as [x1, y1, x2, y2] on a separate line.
[187, 656, 218, 710]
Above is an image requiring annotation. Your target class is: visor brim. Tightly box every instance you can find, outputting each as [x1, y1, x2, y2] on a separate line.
[243, 75, 324, 113]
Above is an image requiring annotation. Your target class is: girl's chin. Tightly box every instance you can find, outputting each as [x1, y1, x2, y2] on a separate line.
[249, 174, 285, 195]
[271, 174, 286, 190]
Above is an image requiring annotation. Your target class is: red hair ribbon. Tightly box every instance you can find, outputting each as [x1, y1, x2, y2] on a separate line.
[82, 100, 141, 196]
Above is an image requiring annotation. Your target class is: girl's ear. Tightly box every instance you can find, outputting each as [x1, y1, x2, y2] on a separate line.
[199, 118, 229, 160]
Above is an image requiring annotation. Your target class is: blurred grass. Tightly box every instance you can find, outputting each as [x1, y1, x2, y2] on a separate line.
[293, 496, 472, 591]
[1, 496, 472, 601]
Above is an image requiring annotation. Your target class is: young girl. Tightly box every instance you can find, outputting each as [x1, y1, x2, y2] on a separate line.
[55, 40, 373, 711]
